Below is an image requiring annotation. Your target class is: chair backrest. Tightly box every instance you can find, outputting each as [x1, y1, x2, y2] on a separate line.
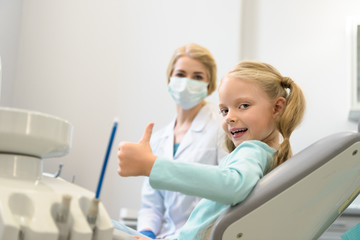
[210, 130, 360, 240]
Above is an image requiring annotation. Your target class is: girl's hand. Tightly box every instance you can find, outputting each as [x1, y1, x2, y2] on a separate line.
[117, 123, 157, 177]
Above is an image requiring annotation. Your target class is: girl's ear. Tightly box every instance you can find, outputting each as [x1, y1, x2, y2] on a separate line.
[273, 97, 286, 118]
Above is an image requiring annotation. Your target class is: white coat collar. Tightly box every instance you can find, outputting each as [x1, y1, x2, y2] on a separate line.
[173, 103, 214, 157]
[161, 103, 214, 137]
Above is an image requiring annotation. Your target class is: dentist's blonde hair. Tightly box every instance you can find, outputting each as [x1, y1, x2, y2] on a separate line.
[222, 61, 306, 171]
[166, 43, 217, 96]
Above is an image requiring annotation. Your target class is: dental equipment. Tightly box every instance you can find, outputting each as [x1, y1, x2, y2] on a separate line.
[87, 119, 118, 230]
[0, 107, 114, 240]
[95, 119, 118, 200]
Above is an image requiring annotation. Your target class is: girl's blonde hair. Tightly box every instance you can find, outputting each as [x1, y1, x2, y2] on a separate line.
[166, 43, 217, 96]
[223, 61, 306, 170]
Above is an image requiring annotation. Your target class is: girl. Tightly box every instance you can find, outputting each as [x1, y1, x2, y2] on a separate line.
[117, 61, 306, 240]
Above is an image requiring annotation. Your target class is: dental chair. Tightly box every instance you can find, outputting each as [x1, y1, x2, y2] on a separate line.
[210, 128, 360, 240]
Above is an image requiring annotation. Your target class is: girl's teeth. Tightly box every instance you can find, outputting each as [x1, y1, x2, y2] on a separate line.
[231, 128, 247, 135]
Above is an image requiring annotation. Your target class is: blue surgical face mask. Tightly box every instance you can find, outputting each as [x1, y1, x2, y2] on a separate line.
[168, 77, 208, 110]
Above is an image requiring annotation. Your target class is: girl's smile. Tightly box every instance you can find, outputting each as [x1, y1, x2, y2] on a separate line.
[230, 127, 248, 138]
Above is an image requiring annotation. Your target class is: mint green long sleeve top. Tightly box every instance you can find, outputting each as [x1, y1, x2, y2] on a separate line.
[149, 140, 276, 240]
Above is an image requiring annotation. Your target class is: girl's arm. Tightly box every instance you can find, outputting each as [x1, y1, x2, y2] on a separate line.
[117, 123, 271, 205]
[148, 142, 267, 206]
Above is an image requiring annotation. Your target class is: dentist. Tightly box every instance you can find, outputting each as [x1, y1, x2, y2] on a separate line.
[137, 43, 227, 239]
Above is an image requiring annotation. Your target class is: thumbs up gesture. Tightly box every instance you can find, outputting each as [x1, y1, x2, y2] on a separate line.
[117, 122, 157, 177]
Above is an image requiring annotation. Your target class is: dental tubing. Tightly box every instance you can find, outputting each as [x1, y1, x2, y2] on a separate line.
[87, 118, 118, 229]
[95, 119, 118, 199]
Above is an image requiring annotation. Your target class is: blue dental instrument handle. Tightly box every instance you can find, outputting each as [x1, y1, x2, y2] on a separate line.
[95, 119, 118, 199]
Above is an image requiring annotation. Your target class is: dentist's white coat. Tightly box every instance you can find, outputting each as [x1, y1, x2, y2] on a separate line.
[137, 103, 228, 239]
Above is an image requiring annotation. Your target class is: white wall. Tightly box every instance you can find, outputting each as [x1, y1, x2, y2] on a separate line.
[9, 0, 241, 219]
[0, 0, 22, 106]
[241, 0, 359, 153]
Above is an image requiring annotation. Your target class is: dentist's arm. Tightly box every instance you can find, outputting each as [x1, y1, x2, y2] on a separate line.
[117, 123, 157, 177]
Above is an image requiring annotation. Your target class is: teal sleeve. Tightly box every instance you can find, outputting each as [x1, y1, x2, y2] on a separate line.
[149, 141, 273, 205]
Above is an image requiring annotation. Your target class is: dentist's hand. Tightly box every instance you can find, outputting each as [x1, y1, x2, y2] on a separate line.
[117, 122, 157, 177]
[134, 236, 168, 240]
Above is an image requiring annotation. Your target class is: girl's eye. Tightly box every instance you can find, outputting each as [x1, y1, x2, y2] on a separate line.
[219, 109, 228, 116]
[240, 104, 249, 109]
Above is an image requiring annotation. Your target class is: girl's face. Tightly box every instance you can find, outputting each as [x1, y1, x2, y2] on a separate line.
[171, 56, 209, 83]
[219, 76, 285, 148]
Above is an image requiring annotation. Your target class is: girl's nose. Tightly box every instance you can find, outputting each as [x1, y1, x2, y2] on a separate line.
[225, 110, 236, 123]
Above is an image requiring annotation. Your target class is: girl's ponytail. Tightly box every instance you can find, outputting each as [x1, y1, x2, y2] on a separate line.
[272, 78, 305, 170]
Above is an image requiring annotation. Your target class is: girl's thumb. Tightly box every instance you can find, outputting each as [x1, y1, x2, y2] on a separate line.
[139, 122, 154, 144]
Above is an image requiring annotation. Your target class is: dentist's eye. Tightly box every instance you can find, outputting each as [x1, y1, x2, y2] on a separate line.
[193, 75, 204, 80]
[174, 73, 185, 77]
